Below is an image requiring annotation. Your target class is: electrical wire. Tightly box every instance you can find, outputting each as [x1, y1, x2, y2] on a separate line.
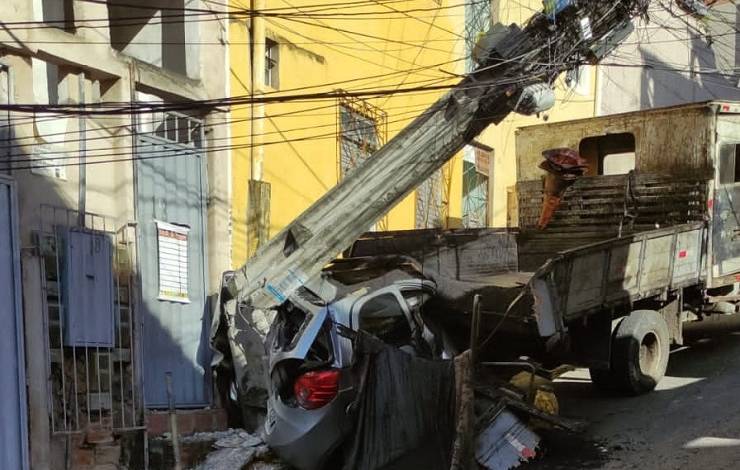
[4, 1, 730, 175]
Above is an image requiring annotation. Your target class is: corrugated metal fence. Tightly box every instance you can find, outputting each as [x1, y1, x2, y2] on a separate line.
[0, 177, 29, 469]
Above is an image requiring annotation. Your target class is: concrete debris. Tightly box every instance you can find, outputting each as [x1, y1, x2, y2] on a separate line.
[190, 429, 285, 470]
[212, 430, 263, 448]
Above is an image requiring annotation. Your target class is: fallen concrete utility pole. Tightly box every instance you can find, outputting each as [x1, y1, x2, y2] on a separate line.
[221, 0, 649, 390]
[227, 1, 647, 308]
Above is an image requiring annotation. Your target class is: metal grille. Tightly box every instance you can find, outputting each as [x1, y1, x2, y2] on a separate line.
[337, 95, 388, 229]
[337, 96, 386, 177]
[416, 170, 446, 229]
[137, 110, 204, 149]
[38, 206, 143, 433]
[462, 145, 490, 228]
[465, 0, 492, 72]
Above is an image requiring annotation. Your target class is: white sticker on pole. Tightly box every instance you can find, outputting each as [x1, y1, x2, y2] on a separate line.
[580, 17, 593, 40]
[264, 268, 308, 304]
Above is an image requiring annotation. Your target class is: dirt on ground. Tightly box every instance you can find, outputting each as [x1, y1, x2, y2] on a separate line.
[524, 316, 740, 469]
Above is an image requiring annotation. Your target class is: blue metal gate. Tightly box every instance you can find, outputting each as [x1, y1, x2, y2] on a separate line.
[0, 176, 29, 470]
[136, 119, 211, 408]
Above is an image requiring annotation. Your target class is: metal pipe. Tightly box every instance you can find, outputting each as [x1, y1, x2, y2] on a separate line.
[470, 294, 482, 366]
[165, 372, 182, 470]
[250, 0, 266, 181]
[78, 73, 86, 227]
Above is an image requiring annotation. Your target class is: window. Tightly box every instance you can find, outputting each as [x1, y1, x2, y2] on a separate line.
[42, 0, 75, 31]
[339, 97, 386, 228]
[156, 221, 190, 303]
[135, 92, 204, 148]
[462, 144, 491, 228]
[265, 38, 279, 89]
[602, 152, 637, 176]
[719, 143, 740, 185]
[579, 132, 636, 175]
[464, 0, 491, 72]
[416, 171, 445, 229]
[339, 104, 380, 178]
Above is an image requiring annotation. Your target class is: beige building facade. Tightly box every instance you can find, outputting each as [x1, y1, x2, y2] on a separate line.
[0, 1, 231, 468]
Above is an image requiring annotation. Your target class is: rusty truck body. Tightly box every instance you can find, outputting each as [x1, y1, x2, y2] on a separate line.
[347, 101, 740, 395]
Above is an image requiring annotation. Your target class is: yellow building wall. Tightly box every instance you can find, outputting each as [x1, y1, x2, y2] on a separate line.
[229, 0, 467, 267]
[229, 0, 600, 267]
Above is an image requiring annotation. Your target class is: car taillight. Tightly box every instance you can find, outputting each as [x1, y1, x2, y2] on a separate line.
[293, 369, 340, 410]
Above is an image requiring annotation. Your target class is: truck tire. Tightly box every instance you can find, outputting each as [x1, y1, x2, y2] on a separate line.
[611, 310, 670, 395]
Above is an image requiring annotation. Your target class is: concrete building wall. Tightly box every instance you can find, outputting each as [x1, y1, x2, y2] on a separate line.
[598, 3, 740, 115]
[0, 1, 230, 468]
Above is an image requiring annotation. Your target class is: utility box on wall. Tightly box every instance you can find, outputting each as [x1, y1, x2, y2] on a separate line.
[60, 229, 115, 347]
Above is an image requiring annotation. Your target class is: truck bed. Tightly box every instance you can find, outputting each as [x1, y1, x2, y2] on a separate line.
[528, 222, 706, 337]
[517, 173, 708, 270]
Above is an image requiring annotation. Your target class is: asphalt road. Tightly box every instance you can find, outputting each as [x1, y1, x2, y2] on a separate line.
[529, 316, 740, 470]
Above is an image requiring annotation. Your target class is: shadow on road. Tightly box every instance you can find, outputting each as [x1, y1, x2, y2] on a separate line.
[522, 318, 740, 469]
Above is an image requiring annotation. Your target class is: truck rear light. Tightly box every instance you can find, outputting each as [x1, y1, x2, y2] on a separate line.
[293, 369, 340, 410]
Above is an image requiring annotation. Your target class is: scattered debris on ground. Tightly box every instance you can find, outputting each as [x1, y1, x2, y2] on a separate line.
[188, 429, 286, 470]
[520, 429, 611, 470]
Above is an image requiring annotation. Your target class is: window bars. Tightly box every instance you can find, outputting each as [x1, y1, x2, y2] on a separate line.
[336, 94, 388, 229]
[464, 0, 492, 73]
[461, 144, 492, 228]
[137, 110, 204, 149]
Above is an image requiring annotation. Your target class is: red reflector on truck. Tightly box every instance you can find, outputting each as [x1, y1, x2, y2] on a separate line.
[294, 369, 340, 410]
[678, 250, 687, 259]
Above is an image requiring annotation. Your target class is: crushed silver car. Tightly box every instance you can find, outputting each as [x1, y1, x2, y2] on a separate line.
[263, 256, 441, 470]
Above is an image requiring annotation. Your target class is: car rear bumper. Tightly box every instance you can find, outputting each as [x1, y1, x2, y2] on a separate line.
[264, 388, 355, 470]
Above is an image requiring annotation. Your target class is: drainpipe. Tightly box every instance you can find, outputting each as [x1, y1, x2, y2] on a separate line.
[594, 64, 602, 117]
[78, 73, 86, 227]
[250, 0, 265, 181]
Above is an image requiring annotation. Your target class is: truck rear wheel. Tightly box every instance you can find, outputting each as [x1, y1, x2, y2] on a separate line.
[611, 310, 670, 395]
